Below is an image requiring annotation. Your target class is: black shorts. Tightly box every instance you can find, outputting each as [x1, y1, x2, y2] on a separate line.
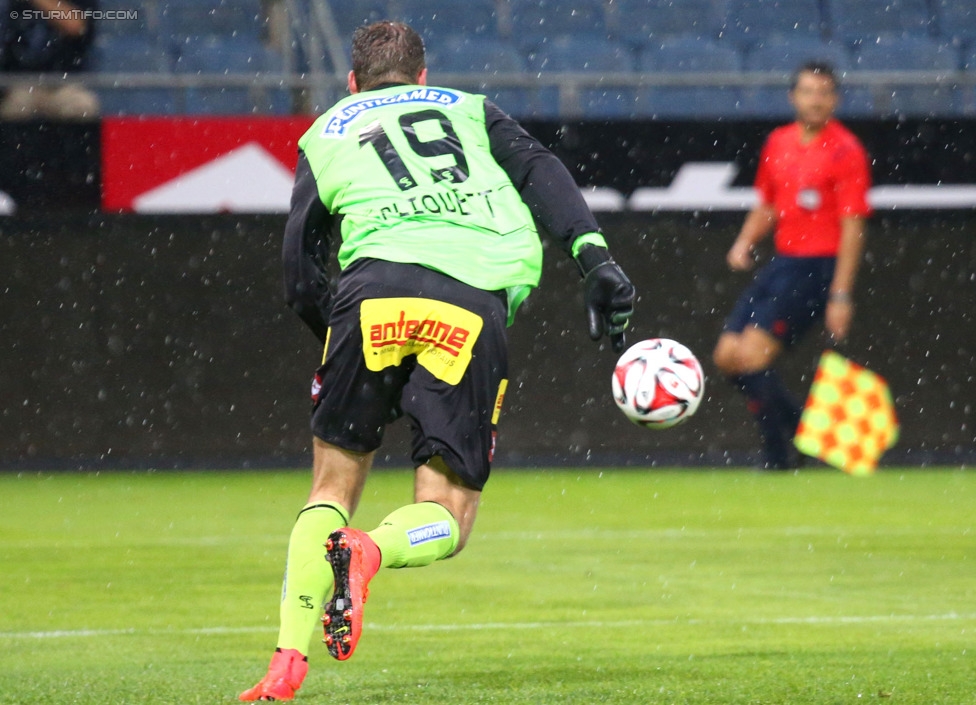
[723, 255, 835, 346]
[310, 258, 509, 491]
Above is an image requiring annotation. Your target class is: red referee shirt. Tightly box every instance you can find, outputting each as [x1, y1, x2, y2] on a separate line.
[755, 119, 872, 257]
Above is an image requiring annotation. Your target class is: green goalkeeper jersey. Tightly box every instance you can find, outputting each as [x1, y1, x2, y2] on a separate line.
[299, 84, 544, 311]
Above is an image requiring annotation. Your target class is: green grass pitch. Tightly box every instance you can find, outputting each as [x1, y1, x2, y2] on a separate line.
[0, 467, 972, 704]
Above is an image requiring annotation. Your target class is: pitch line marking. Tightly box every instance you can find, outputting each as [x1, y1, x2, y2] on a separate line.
[5, 525, 969, 550]
[3, 612, 975, 640]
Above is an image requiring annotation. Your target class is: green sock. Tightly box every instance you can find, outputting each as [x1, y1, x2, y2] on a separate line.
[367, 502, 460, 569]
[276, 501, 349, 653]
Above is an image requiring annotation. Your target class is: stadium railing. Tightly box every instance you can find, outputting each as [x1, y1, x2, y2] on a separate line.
[1, 69, 975, 119]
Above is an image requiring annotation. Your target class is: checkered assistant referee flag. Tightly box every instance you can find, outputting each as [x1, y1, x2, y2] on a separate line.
[794, 351, 899, 475]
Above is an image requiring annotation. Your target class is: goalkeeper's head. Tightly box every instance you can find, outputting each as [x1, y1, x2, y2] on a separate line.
[349, 21, 427, 93]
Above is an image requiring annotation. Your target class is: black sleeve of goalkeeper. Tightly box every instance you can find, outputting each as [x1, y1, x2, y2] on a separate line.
[282, 150, 335, 344]
[483, 100, 601, 255]
[576, 245, 635, 353]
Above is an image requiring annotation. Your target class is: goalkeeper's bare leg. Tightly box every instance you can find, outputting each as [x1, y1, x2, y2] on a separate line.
[322, 455, 479, 660]
[241, 440, 479, 697]
[240, 440, 372, 701]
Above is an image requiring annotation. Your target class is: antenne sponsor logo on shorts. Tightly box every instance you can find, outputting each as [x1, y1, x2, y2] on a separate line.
[360, 298, 483, 385]
[322, 88, 462, 137]
[370, 309, 470, 357]
[407, 521, 452, 546]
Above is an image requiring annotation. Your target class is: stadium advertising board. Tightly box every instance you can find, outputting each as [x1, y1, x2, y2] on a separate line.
[3, 118, 976, 214]
[102, 117, 976, 213]
[3, 209, 972, 469]
[100, 117, 313, 213]
[0, 121, 100, 214]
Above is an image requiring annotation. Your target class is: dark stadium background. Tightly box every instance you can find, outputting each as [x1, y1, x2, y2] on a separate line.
[2, 118, 973, 470]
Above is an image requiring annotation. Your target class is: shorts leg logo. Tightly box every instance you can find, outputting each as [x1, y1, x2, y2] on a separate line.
[491, 379, 508, 425]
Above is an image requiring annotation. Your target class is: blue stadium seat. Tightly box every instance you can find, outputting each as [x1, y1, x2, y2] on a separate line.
[94, 36, 180, 115]
[508, 0, 609, 52]
[429, 37, 526, 74]
[933, 1, 976, 49]
[826, 0, 935, 45]
[723, 0, 823, 50]
[959, 45, 976, 115]
[853, 36, 959, 117]
[95, 35, 172, 73]
[174, 35, 281, 72]
[525, 37, 635, 73]
[740, 37, 852, 117]
[744, 37, 852, 72]
[525, 36, 637, 118]
[963, 45, 976, 70]
[398, 0, 500, 43]
[174, 36, 290, 115]
[854, 36, 956, 70]
[95, 0, 157, 39]
[158, 0, 265, 43]
[326, 0, 389, 36]
[424, 37, 532, 115]
[636, 38, 743, 118]
[609, 0, 724, 47]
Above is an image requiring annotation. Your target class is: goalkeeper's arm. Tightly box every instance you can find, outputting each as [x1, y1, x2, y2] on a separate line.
[282, 150, 334, 344]
[484, 100, 634, 350]
[484, 99, 600, 258]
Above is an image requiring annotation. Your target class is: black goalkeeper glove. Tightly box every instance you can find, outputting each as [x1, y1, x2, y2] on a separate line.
[576, 245, 635, 354]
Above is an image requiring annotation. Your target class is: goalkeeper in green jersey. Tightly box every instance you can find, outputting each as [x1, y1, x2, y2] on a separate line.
[241, 21, 635, 702]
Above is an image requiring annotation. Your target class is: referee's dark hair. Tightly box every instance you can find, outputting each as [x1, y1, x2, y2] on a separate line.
[790, 61, 839, 91]
[351, 21, 426, 92]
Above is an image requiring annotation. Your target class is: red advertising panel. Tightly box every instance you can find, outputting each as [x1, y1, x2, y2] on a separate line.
[101, 117, 314, 213]
[97, 116, 976, 214]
